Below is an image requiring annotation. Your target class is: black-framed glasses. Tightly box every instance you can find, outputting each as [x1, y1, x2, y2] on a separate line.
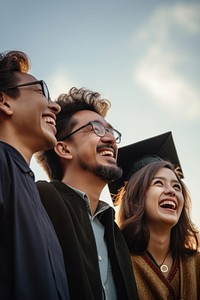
[6, 80, 51, 101]
[60, 121, 122, 144]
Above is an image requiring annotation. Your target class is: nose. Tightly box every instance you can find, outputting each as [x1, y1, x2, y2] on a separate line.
[48, 100, 61, 114]
[101, 129, 116, 144]
[164, 185, 176, 196]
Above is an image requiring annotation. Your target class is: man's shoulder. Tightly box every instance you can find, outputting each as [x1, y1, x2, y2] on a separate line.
[0, 141, 12, 159]
[36, 180, 79, 206]
[0, 142, 27, 175]
[0, 141, 27, 167]
[37, 180, 75, 196]
[0, 142, 8, 163]
[36, 180, 85, 221]
[36, 180, 70, 215]
[0, 141, 18, 154]
[36, 180, 50, 188]
[36, 180, 61, 200]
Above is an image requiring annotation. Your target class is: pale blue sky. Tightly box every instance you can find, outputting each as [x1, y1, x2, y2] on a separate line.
[1, 0, 200, 228]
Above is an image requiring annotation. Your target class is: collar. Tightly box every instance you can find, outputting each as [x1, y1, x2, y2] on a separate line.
[68, 184, 110, 217]
[0, 141, 34, 178]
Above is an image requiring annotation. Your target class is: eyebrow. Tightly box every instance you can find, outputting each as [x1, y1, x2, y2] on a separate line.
[93, 119, 113, 128]
[152, 176, 180, 184]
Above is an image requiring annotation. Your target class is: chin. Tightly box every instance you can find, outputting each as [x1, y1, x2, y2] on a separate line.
[162, 217, 178, 228]
[94, 165, 123, 182]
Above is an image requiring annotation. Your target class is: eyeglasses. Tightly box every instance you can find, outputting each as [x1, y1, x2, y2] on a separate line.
[60, 121, 122, 144]
[6, 80, 51, 101]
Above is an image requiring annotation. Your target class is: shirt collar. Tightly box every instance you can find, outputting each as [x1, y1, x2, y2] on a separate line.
[1, 141, 34, 177]
[68, 184, 110, 217]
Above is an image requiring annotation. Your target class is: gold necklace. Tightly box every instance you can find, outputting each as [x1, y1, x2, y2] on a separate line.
[159, 251, 169, 273]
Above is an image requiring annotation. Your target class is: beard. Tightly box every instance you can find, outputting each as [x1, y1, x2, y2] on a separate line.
[93, 164, 123, 182]
[79, 158, 123, 182]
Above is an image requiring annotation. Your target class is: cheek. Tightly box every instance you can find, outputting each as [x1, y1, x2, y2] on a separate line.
[145, 189, 159, 204]
[179, 195, 185, 211]
[79, 146, 96, 161]
[145, 198, 156, 215]
[145, 189, 161, 213]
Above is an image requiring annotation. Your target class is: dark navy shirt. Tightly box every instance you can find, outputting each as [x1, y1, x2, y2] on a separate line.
[0, 142, 69, 300]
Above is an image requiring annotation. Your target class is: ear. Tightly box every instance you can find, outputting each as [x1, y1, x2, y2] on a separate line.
[54, 141, 73, 160]
[0, 92, 14, 116]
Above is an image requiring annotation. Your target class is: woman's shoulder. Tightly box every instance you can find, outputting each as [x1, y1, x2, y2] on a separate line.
[193, 250, 200, 261]
[183, 250, 200, 269]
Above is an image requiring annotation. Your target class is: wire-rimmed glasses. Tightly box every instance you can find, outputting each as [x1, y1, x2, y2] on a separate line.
[60, 121, 122, 144]
[6, 80, 51, 101]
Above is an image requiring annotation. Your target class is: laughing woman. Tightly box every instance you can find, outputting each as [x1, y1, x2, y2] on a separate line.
[109, 133, 200, 299]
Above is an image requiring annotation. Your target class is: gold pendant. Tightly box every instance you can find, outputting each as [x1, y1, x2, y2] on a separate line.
[160, 264, 168, 273]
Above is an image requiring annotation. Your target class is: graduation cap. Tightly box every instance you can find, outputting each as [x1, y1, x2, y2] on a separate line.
[108, 131, 183, 198]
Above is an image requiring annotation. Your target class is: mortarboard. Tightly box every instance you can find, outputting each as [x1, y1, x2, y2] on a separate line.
[108, 131, 183, 198]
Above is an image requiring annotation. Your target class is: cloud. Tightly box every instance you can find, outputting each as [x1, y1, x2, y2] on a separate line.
[133, 3, 200, 120]
[47, 70, 74, 100]
[171, 3, 200, 34]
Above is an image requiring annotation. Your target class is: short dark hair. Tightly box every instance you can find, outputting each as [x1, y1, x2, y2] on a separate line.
[116, 160, 199, 257]
[35, 87, 111, 180]
[0, 50, 30, 98]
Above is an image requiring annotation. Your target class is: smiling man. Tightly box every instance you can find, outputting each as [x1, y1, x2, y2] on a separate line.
[35, 87, 138, 300]
[0, 50, 69, 300]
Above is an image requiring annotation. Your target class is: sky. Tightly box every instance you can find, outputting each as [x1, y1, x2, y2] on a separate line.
[1, 0, 200, 228]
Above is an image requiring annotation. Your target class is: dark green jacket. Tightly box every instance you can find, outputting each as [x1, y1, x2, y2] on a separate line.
[37, 180, 138, 300]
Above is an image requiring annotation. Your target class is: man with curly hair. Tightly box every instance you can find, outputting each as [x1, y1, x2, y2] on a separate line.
[0, 50, 69, 299]
[36, 87, 138, 300]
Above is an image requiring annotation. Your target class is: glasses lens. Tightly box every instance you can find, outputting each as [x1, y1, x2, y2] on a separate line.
[92, 122, 105, 137]
[114, 130, 121, 143]
[42, 81, 50, 100]
[92, 121, 121, 143]
[108, 128, 121, 143]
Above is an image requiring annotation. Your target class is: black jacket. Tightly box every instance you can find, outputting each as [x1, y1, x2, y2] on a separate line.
[37, 180, 138, 300]
[0, 143, 69, 300]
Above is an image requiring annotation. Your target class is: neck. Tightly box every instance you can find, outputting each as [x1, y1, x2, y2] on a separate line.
[147, 229, 173, 276]
[62, 171, 105, 215]
[147, 229, 171, 262]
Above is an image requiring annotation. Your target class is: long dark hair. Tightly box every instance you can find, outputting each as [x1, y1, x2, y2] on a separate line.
[116, 160, 199, 258]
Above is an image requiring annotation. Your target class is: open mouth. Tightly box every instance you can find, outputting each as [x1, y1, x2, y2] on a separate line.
[159, 200, 177, 210]
[98, 150, 114, 158]
[43, 116, 56, 126]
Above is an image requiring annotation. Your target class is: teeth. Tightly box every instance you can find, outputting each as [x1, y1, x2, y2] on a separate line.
[99, 150, 114, 157]
[44, 117, 55, 126]
[160, 200, 176, 210]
